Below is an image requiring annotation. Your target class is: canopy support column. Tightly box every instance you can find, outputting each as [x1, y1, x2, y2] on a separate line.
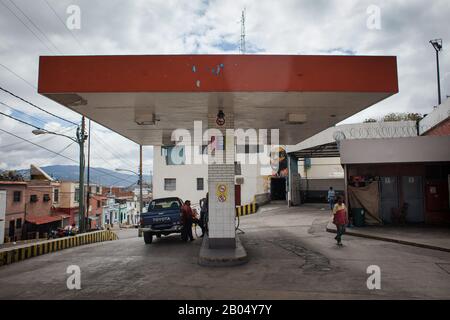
[207, 112, 236, 249]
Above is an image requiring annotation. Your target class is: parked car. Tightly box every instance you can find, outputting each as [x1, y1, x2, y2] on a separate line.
[139, 197, 183, 244]
[47, 225, 77, 239]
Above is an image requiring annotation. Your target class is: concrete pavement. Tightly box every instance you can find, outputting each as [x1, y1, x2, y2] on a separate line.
[327, 221, 450, 252]
[0, 203, 449, 299]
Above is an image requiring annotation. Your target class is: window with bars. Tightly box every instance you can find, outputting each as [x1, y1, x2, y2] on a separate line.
[197, 178, 204, 191]
[53, 189, 59, 203]
[13, 191, 21, 202]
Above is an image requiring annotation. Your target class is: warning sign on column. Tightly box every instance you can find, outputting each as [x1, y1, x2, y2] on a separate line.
[216, 184, 228, 202]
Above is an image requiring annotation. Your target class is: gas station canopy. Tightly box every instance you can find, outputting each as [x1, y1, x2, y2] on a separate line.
[38, 54, 398, 146]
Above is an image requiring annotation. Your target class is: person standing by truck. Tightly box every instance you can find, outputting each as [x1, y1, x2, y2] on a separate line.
[199, 193, 209, 237]
[181, 200, 194, 242]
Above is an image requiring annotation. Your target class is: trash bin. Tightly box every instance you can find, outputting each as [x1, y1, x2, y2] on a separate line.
[351, 208, 365, 227]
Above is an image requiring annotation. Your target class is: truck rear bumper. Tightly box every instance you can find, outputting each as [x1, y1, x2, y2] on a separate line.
[139, 226, 182, 234]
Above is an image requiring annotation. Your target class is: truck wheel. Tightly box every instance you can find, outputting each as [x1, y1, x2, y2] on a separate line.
[156, 234, 161, 238]
[143, 232, 153, 244]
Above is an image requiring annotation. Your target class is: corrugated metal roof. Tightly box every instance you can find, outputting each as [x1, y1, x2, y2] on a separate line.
[25, 214, 66, 225]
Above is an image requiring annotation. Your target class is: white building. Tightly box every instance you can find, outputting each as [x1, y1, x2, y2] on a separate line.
[132, 186, 151, 215]
[102, 194, 119, 225]
[126, 198, 138, 224]
[153, 145, 270, 207]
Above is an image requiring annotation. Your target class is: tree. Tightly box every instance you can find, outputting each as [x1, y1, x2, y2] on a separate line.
[364, 113, 423, 123]
[383, 112, 423, 122]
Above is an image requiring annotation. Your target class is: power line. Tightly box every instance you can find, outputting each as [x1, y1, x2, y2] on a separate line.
[0, 124, 76, 150]
[91, 131, 138, 169]
[0, 110, 42, 130]
[0, 100, 77, 136]
[34, 140, 75, 167]
[1, 109, 139, 185]
[90, 145, 124, 171]
[0, 63, 37, 89]
[43, 0, 87, 54]
[8, 0, 62, 54]
[0, 0, 56, 54]
[0, 127, 76, 162]
[0, 127, 138, 186]
[0, 101, 58, 130]
[0, 86, 79, 126]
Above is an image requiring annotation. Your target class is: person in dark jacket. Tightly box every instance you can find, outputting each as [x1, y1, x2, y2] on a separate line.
[199, 193, 209, 237]
[181, 200, 194, 242]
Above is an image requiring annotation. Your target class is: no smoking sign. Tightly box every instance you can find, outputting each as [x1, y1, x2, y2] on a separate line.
[216, 184, 228, 202]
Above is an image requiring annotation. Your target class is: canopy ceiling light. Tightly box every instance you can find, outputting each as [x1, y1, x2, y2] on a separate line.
[135, 107, 156, 125]
[286, 113, 307, 124]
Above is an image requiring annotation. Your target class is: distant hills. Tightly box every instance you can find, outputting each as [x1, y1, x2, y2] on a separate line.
[16, 165, 152, 188]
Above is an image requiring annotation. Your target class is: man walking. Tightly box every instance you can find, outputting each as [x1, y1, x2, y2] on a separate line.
[327, 187, 336, 210]
[199, 193, 209, 237]
[332, 196, 348, 246]
[181, 200, 195, 242]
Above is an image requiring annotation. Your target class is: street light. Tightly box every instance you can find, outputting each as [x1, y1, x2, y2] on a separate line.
[32, 117, 88, 233]
[430, 39, 443, 105]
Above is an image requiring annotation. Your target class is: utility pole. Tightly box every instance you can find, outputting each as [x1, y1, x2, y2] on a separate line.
[86, 119, 91, 230]
[32, 119, 87, 232]
[77, 116, 87, 233]
[430, 39, 443, 105]
[139, 145, 144, 218]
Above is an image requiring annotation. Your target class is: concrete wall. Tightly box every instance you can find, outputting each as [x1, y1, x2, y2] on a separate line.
[153, 146, 208, 204]
[288, 121, 418, 154]
[236, 163, 266, 205]
[300, 178, 345, 203]
[420, 98, 450, 135]
[299, 157, 344, 179]
[340, 136, 450, 164]
[59, 182, 79, 209]
[0, 183, 27, 241]
[154, 145, 267, 206]
[423, 118, 450, 136]
[26, 184, 55, 218]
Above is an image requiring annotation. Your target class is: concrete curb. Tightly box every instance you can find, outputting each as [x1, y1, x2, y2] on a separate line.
[198, 234, 248, 267]
[0, 230, 119, 267]
[326, 222, 450, 253]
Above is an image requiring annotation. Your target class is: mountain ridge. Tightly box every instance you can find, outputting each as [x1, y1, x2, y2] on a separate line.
[15, 165, 152, 187]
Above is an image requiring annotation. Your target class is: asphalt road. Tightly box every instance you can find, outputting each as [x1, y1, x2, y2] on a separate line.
[0, 204, 449, 299]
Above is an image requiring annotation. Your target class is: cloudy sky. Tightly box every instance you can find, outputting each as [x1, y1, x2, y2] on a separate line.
[0, 0, 449, 173]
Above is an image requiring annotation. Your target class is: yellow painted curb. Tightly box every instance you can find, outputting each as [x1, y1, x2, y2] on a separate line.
[235, 202, 258, 217]
[0, 230, 118, 267]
